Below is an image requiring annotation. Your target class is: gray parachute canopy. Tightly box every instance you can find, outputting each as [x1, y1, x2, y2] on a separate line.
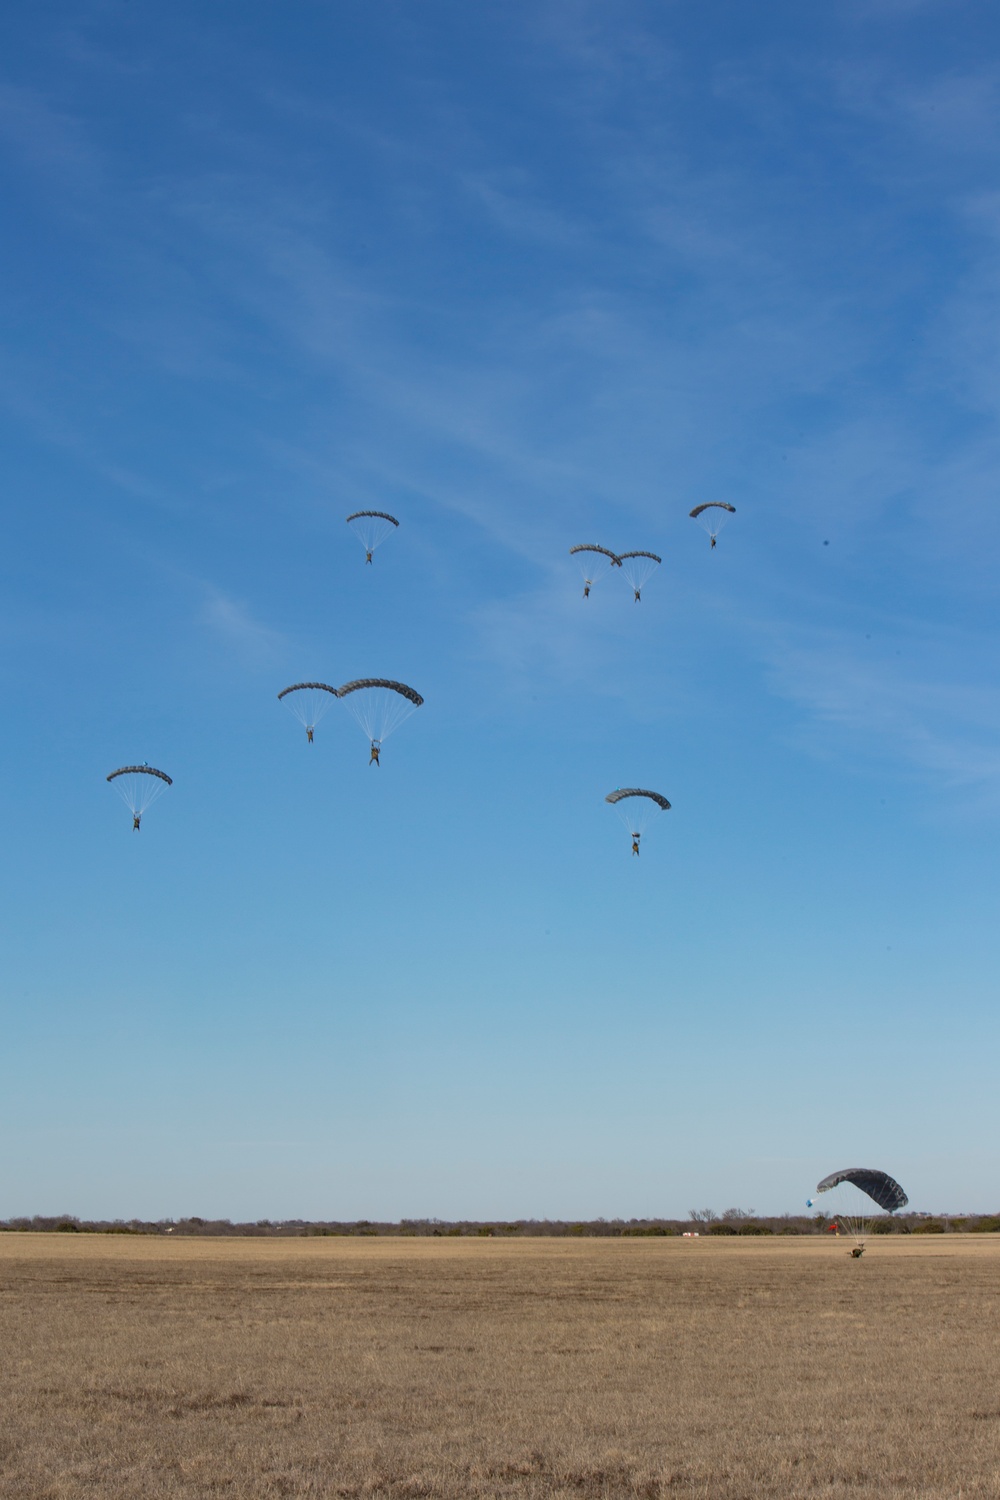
[617, 549, 661, 565]
[277, 682, 340, 702]
[338, 679, 423, 707]
[570, 544, 620, 564]
[816, 1168, 908, 1214]
[345, 510, 399, 527]
[689, 503, 736, 519]
[106, 764, 172, 786]
[605, 788, 671, 811]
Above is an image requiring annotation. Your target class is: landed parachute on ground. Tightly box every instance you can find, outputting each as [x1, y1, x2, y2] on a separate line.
[337, 679, 423, 766]
[617, 550, 661, 602]
[689, 502, 736, 548]
[814, 1167, 908, 1256]
[278, 682, 340, 743]
[570, 544, 620, 598]
[605, 787, 671, 856]
[346, 510, 399, 564]
[107, 764, 172, 832]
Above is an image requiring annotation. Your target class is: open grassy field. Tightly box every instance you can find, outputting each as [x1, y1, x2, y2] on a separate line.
[0, 1233, 997, 1498]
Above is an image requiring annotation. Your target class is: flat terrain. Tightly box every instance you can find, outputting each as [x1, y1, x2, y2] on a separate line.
[0, 1234, 997, 1498]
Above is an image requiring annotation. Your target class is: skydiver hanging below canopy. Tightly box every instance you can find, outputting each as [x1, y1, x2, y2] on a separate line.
[277, 683, 340, 743]
[569, 545, 620, 598]
[617, 551, 661, 603]
[106, 764, 173, 831]
[605, 788, 671, 856]
[346, 511, 400, 565]
[337, 679, 424, 765]
[689, 502, 736, 549]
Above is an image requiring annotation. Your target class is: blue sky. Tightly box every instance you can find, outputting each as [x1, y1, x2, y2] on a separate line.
[2, 0, 999, 1220]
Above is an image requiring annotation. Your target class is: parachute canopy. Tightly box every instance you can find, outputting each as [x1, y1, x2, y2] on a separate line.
[689, 502, 736, 542]
[106, 764, 172, 818]
[689, 503, 736, 520]
[346, 510, 399, 558]
[617, 549, 661, 597]
[570, 544, 620, 593]
[278, 682, 340, 736]
[816, 1168, 908, 1215]
[337, 678, 424, 750]
[605, 788, 671, 812]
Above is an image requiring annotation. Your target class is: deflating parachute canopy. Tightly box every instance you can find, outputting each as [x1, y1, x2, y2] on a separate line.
[570, 544, 620, 598]
[814, 1167, 908, 1253]
[278, 682, 340, 742]
[617, 550, 661, 601]
[816, 1168, 908, 1215]
[106, 764, 172, 830]
[346, 510, 399, 562]
[689, 502, 736, 546]
[337, 679, 424, 763]
[605, 787, 671, 855]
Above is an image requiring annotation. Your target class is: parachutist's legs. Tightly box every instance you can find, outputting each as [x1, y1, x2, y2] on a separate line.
[133, 814, 141, 832]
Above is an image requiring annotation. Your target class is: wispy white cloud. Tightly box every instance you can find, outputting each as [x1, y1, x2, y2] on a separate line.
[0, 82, 103, 200]
[761, 625, 1000, 804]
[461, 172, 586, 250]
[200, 588, 288, 667]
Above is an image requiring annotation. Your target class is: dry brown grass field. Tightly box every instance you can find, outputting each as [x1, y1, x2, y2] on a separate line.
[0, 1232, 997, 1498]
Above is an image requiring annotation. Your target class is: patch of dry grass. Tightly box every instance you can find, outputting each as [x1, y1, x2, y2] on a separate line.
[0, 1233, 997, 1497]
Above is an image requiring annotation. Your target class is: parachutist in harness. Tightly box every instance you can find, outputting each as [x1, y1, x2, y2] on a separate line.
[851, 1244, 865, 1259]
[365, 550, 373, 565]
[369, 740, 381, 767]
[710, 536, 717, 549]
[133, 814, 141, 832]
[633, 588, 641, 603]
[631, 835, 640, 856]
[583, 581, 592, 598]
[306, 727, 314, 744]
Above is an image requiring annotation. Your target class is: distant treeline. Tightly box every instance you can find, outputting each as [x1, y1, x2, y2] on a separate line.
[3, 1212, 999, 1237]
